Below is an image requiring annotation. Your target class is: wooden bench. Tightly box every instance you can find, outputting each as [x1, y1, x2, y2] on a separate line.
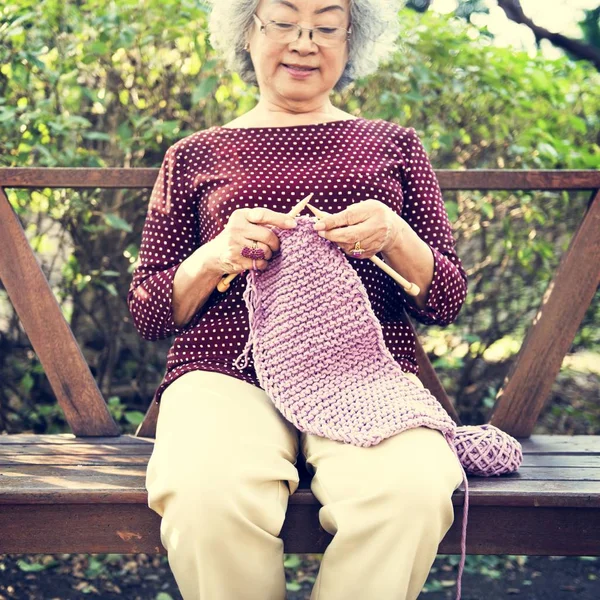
[1, 168, 599, 557]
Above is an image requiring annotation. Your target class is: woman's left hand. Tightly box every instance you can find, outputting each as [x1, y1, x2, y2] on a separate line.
[312, 200, 406, 259]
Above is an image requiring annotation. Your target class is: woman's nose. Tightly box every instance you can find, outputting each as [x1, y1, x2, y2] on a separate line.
[290, 28, 317, 51]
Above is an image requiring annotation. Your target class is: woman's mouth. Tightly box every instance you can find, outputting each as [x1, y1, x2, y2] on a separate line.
[282, 64, 317, 78]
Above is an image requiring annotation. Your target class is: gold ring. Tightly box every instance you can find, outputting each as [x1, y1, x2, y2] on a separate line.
[351, 241, 364, 257]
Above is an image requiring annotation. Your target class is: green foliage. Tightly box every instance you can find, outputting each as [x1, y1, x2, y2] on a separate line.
[1, 1, 598, 430]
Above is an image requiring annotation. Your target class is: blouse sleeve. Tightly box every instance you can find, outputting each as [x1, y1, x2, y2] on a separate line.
[127, 140, 201, 341]
[396, 126, 468, 326]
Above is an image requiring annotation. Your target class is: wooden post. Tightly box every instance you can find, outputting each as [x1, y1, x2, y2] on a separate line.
[490, 189, 600, 437]
[0, 188, 120, 437]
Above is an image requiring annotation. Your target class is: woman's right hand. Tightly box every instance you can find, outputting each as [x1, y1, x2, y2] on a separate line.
[208, 207, 298, 275]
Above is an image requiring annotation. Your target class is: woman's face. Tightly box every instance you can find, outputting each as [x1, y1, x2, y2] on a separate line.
[247, 0, 351, 104]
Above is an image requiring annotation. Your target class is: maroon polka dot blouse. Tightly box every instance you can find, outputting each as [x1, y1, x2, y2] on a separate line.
[127, 117, 468, 405]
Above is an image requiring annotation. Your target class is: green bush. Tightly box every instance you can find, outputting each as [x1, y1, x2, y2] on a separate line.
[1, 1, 598, 432]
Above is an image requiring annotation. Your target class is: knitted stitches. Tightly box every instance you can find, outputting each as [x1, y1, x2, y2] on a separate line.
[234, 215, 457, 446]
[233, 214, 469, 600]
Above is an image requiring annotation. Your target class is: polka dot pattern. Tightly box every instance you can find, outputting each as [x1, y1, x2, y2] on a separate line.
[126, 117, 468, 405]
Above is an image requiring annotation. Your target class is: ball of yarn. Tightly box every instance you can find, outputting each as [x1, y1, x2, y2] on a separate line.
[453, 424, 522, 476]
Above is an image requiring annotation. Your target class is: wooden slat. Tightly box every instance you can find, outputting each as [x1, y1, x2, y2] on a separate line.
[439, 506, 600, 556]
[0, 455, 150, 466]
[1, 434, 597, 452]
[5, 433, 599, 452]
[491, 189, 600, 436]
[520, 455, 600, 467]
[0, 504, 164, 554]
[1, 443, 152, 455]
[0, 433, 151, 444]
[0, 168, 158, 189]
[0, 189, 120, 436]
[499, 467, 600, 481]
[0, 168, 599, 190]
[3, 454, 598, 469]
[519, 435, 600, 454]
[436, 170, 600, 191]
[0, 493, 598, 555]
[3, 463, 600, 491]
[1, 435, 598, 467]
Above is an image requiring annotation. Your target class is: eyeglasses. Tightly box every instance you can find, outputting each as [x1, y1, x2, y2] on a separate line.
[252, 13, 351, 48]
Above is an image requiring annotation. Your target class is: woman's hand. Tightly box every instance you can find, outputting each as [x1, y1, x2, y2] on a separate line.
[209, 207, 297, 274]
[312, 200, 405, 259]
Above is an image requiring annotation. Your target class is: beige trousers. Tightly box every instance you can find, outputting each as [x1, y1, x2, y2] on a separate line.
[146, 370, 463, 600]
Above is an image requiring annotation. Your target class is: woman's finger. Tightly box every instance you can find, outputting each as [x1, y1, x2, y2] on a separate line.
[245, 206, 297, 230]
[318, 223, 375, 245]
[243, 222, 283, 253]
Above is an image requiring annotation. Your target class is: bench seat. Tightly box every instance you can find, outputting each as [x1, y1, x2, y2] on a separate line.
[1, 433, 599, 556]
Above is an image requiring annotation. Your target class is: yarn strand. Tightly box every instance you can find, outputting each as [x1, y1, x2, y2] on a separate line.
[445, 430, 470, 600]
[233, 269, 261, 370]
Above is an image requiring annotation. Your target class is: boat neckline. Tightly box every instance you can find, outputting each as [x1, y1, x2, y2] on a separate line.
[212, 116, 367, 132]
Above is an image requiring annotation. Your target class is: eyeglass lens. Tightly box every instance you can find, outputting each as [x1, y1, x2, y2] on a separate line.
[265, 22, 348, 46]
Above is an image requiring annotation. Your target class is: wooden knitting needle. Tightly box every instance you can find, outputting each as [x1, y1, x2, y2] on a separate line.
[217, 192, 315, 292]
[305, 203, 420, 297]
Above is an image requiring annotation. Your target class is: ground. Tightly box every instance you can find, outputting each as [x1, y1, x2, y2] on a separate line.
[0, 553, 598, 599]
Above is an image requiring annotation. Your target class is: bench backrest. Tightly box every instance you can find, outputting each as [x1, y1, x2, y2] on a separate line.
[1, 168, 598, 439]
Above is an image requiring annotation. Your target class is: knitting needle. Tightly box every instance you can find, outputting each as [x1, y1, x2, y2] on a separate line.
[217, 192, 315, 292]
[305, 203, 420, 297]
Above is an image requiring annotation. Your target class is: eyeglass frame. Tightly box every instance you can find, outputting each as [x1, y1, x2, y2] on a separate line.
[251, 13, 352, 47]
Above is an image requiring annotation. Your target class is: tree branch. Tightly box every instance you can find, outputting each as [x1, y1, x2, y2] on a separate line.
[497, 0, 600, 71]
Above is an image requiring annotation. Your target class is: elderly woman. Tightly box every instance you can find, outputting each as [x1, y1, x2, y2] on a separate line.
[128, 0, 468, 598]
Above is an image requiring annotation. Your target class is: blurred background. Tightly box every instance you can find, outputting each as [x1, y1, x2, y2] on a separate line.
[1, 0, 599, 598]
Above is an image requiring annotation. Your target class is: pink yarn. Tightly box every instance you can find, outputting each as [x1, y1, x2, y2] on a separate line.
[454, 424, 523, 477]
[233, 215, 522, 600]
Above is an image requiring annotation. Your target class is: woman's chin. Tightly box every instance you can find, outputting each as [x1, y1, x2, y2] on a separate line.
[275, 81, 328, 100]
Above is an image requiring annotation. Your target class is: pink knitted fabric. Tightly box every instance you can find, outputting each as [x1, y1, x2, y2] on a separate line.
[233, 215, 470, 600]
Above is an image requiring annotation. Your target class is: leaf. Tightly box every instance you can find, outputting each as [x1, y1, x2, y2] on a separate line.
[125, 411, 145, 425]
[284, 554, 302, 568]
[20, 372, 34, 393]
[82, 131, 111, 141]
[117, 120, 133, 141]
[0, 108, 17, 122]
[16, 559, 48, 572]
[481, 202, 494, 219]
[123, 244, 139, 261]
[104, 213, 132, 232]
[537, 142, 558, 160]
[445, 200, 458, 222]
[438, 133, 454, 149]
[192, 75, 218, 103]
[97, 281, 118, 296]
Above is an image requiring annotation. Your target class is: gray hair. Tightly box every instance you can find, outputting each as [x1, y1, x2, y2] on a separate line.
[201, 0, 402, 92]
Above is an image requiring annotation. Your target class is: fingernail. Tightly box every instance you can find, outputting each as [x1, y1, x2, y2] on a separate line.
[286, 219, 297, 227]
[313, 222, 325, 231]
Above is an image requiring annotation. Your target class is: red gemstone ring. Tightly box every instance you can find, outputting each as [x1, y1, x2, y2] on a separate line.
[241, 241, 266, 261]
